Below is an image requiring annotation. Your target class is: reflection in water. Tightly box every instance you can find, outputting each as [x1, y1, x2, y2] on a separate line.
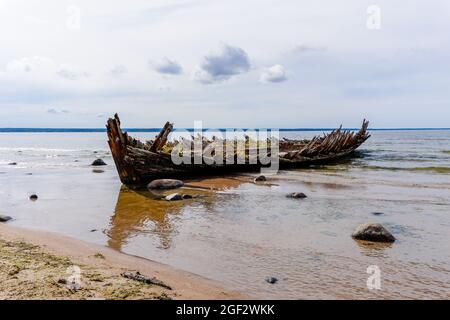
[106, 186, 185, 250]
[106, 178, 239, 251]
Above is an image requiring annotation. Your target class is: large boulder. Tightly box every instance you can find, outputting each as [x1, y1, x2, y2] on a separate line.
[147, 179, 184, 190]
[0, 215, 12, 222]
[91, 159, 107, 166]
[352, 223, 396, 243]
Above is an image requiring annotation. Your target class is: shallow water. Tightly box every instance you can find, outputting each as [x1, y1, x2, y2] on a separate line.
[0, 130, 449, 299]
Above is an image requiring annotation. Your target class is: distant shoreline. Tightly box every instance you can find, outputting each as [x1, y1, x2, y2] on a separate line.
[1, 128, 449, 133]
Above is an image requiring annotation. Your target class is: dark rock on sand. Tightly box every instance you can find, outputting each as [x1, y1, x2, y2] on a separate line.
[265, 277, 278, 284]
[254, 175, 267, 182]
[0, 215, 12, 222]
[371, 212, 384, 216]
[182, 194, 193, 199]
[165, 193, 183, 201]
[352, 223, 396, 243]
[148, 179, 184, 190]
[286, 192, 307, 199]
[91, 159, 107, 166]
[29, 194, 38, 201]
[9, 162, 17, 166]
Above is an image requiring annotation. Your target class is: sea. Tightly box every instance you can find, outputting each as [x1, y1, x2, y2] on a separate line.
[0, 128, 449, 299]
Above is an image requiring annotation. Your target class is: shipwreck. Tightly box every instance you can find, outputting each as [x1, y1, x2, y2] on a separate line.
[107, 114, 370, 186]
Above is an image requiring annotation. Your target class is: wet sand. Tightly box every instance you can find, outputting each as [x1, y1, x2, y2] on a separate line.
[0, 223, 246, 300]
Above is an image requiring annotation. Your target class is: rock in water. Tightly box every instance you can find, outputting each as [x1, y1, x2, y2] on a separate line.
[182, 194, 193, 199]
[286, 192, 307, 199]
[91, 159, 107, 166]
[352, 223, 396, 243]
[148, 179, 184, 190]
[0, 215, 12, 222]
[29, 194, 38, 201]
[8, 162, 17, 166]
[165, 193, 183, 201]
[265, 277, 278, 284]
[254, 175, 266, 182]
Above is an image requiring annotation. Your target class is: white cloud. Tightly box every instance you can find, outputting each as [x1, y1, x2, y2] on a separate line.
[260, 64, 287, 83]
[152, 57, 183, 75]
[194, 44, 250, 84]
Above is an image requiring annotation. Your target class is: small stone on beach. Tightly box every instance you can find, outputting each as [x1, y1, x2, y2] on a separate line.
[352, 223, 396, 243]
[165, 193, 183, 201]
[91, 159, 107, 166]
[29, 194, 38, 201]
[371, 212, 384, 216]
[286, 192, 307, 199]
[148, 179, 184, 190]
[0, 215, 12, 222]
[265, 277, 278, 284]
[254, 175, 266, 182]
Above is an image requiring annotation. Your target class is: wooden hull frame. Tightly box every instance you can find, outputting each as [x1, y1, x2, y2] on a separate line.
[107, 114, 370, 186]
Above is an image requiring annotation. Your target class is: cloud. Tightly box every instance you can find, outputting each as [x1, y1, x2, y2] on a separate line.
[109, 65, 127, 77]
[47, 108, 70, 115]
[194, 45, 250, 84]
[152, 57, 183, 75]
[260, 64, 287, 83]
[5, 56, 89, 80]
[293, 44, 325, 53]
[57, 68, 89, 80]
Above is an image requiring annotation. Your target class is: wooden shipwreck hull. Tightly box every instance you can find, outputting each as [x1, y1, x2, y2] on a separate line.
[107, 114, 370, 186]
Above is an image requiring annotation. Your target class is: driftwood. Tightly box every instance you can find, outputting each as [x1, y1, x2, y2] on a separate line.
[121, 271, 172, 290]
[106, 114, 370, 186]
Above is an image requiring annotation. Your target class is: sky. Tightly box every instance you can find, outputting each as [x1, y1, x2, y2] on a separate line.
[0, 0, 449, 128]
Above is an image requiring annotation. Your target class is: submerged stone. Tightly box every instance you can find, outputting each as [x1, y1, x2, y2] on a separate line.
[0, 215, 12, 222]
[254, 175, 267, 182]
[352, 223, 396, 243]
[165, 193, 183, 201]
[148, 179, 184, 190]
[286, 192, 307, 199]
[265, 277, 278, 284]
[91, 159, 107, 166]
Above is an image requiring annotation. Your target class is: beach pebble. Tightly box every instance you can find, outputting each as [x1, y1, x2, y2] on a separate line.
[165, 193, 183, 201]
[286, 192, 307, 199]
[352, 223, 396, 243]
[29, 194, 38, 201]
[91, 159, 107, 166]
[148, 179, 184, 190]
[265, 277, 278, 284]
[254, 175, 267, 182]
[0, 215, 12, 222]
[371, 212, 384, 216]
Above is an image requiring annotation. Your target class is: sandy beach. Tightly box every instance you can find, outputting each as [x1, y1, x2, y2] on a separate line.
[0, 223, 245, 300]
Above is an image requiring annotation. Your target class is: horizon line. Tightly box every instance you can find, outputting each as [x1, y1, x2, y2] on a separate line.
[0, 127, 449, 133]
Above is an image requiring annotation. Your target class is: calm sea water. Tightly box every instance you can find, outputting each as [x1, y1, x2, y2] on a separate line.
[0, 130, 449, 299]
